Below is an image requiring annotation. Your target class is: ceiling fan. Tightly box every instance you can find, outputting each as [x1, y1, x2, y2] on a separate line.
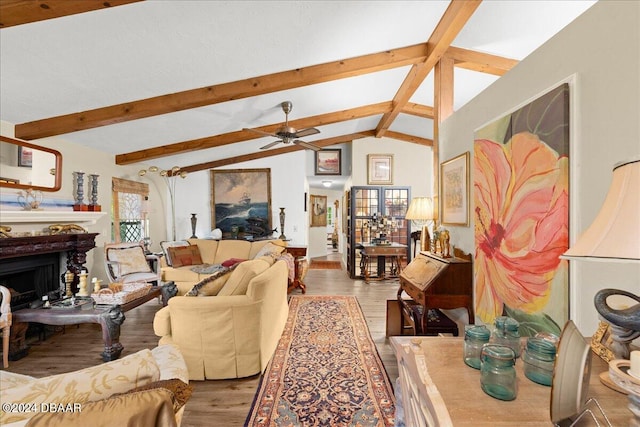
[243, 101, 321, 151]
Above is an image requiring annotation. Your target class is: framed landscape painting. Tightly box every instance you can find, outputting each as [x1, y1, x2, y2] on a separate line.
[473, 83, 570, 337]
[210, 168, 272, 237]
[315, 149, 341, 175]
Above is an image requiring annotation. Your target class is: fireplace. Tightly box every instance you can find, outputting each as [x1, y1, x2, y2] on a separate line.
[0, 253, 61, 310]
[0, 233, 99, 309]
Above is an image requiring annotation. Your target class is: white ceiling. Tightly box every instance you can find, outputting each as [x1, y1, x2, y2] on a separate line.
[0, 1, 596, 188]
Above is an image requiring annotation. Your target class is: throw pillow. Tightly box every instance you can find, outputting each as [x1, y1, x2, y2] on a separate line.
[168, 245, 203, 268]
[253, 242, 285, 259]
[25, 388, 177, 427]
[114, 378, 193, 413]
[106, 246, 151, 277]
[160, 240, 190, 267]
[184, 266, 235, 297]
[221, 258, 246, 267]
[217, 259, 270, 296]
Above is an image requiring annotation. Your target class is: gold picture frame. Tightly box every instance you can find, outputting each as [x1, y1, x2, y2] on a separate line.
[310, 194, 327, 227]
[590, 321, 615, 362]
[440, 151, 470, 226]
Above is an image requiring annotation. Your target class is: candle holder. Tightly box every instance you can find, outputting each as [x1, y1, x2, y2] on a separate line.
[88, 174, 101, 212]
[73, 171, 88, 211]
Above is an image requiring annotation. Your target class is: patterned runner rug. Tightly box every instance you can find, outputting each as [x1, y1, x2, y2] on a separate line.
[245, 295, 395, 427]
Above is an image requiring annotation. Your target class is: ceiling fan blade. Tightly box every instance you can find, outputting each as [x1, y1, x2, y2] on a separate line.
[294, 140, 322, 151]
[243, 127, 279, 138]
[295, 127, 320, 138]
[260, 140, 284, 150]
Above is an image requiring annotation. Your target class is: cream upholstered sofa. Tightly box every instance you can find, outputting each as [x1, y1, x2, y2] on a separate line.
[160, 238, 288, 295]
[153, 258, 289, 380]
[0, 344, 190, 427]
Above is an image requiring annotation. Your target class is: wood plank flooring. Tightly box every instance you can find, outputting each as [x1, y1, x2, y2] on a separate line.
[2, 263, 401, 427]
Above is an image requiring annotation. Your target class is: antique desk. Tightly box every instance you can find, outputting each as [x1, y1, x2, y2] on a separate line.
[391, 336, 631, 426]
[398, 251, 473, 335]
[359, 242, 407, 283]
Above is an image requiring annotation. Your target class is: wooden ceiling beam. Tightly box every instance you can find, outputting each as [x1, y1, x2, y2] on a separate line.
[115, 102, 392, 165]
[0, 0, 142, 28]
[15, 44, 428, 140]
[401, 102, 434, 119]
[375, 0, 481, 137]
[383, 131, 433, 146]
[445, 46, 518, 76]
[181, 132, 375, 173]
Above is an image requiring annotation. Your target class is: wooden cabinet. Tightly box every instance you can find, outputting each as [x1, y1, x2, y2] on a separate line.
[346, 186, 411, 279]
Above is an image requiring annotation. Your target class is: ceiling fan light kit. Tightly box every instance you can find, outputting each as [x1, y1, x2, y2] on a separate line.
[244, 101, 322, 151]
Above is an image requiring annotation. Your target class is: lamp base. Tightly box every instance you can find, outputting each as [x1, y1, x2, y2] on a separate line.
[420, 224, 430, 253]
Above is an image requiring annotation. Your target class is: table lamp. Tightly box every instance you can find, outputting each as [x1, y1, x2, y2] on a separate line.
[405, 197, 434, 252]
[559, 157, 639, 422]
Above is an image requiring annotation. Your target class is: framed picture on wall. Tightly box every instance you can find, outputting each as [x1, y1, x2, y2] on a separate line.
[310, 194, 327, 227]
[440, 151, 469, 226]
[18, 146, 33, 168]
[367, 154, 393, 185]
[210, 168, 272, 236]
[315, 149, 341, 175]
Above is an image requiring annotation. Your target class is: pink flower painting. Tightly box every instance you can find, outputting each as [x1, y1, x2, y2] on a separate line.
[473, 84, 570, 332]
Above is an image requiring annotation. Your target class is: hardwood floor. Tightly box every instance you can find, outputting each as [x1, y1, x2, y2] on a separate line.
[2, 263, 401, 427]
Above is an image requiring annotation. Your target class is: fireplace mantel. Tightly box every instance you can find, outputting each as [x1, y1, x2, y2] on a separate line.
[0, 211, 106, 226]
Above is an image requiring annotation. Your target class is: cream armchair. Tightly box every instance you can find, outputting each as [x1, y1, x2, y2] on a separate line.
[0, 285, 11, 368]
[104, 241, 161, 285]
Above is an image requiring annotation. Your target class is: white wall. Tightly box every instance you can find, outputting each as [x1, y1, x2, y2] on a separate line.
[0, 121, 152, 285]
[307, 187, 343, 258]
[439, 1, 640, 335]
[172, 150, 309, 247]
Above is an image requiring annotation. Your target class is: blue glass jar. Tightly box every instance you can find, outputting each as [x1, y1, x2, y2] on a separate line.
[522, 337, 557, 386]
[480, 344, 517, 401]
[463, 325, 491, 369]
[491, 316, 521, 358]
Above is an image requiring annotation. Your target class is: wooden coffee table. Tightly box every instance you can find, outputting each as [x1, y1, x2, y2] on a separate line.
[12, 282, 177, 362]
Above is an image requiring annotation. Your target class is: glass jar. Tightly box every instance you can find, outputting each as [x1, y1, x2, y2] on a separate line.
[480, 344, 517, 401]
[491, 316, 521, 358]
[463, 325, 491, 369]
[522, 337, 557, 386]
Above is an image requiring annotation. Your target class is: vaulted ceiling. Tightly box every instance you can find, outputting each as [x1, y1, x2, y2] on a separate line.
[0, 0, 596, 187]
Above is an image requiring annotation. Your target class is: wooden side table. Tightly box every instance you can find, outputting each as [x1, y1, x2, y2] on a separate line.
[360, 243, 407, 283]
[286, 245, 308, 294]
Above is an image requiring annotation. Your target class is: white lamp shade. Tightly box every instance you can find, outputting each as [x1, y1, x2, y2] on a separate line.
[562, 157, 640, 262]
[405, 197, 434, 221]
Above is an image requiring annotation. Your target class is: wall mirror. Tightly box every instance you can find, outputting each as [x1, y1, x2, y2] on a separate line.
[0, 136, 62, 191]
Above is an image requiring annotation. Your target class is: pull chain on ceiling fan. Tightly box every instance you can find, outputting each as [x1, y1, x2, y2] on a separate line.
[243, 101, 321, 151]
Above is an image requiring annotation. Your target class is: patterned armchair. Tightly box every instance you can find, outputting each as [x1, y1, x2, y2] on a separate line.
[104, 241, 161, 285]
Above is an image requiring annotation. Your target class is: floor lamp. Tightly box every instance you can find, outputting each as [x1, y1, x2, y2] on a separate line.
[405, 197, 434, 253]
[560, 157, 639, 423]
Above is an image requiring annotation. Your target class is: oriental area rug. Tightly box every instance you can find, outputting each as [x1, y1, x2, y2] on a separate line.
[245, 295, 395, 427]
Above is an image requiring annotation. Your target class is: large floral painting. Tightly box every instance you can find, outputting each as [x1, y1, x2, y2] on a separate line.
[473, 83, 569, 336]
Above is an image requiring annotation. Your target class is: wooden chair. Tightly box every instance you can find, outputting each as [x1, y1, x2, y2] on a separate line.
[104, 241, 161, 285]
[0, 285, 11, 368]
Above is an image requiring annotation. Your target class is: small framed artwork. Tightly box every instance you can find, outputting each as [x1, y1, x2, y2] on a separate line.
[367, 154, 393, 185]
[315, 149, 341, 175]
[440, 151, 470, 226]
[590, 321, 615, 362]
[310, 194, 327, 227]
[18, 146, 33, 167]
